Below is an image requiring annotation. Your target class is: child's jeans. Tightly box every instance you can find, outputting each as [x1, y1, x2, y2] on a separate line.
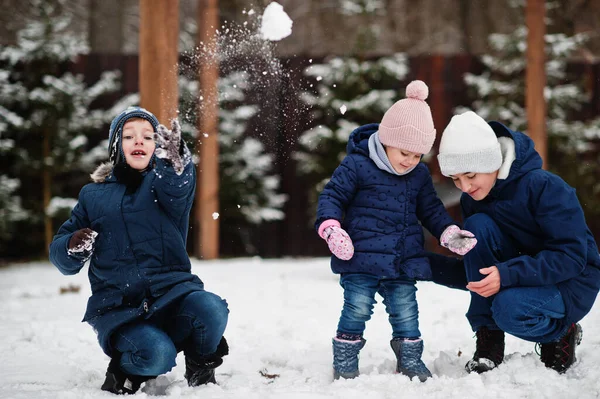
[113, 290, 229, 377]
[463, 213, 567, 343]
[337, 273, 420, 339]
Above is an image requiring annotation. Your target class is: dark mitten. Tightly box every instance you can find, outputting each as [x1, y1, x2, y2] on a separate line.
[155, 119, 191, 175]
[68, 228, 97, 258]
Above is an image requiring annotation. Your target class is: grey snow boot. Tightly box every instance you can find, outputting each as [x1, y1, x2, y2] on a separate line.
[390, 338, 432, 382]
[332, 337, 366, 380]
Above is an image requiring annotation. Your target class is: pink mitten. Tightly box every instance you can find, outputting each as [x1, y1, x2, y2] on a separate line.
[318, 220, 354, 260]
[440, 225, 477, 256]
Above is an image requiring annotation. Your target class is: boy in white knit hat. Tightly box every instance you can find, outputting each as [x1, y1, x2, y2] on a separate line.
[315, 81, 477, 381]
[437, 110, 600, 374]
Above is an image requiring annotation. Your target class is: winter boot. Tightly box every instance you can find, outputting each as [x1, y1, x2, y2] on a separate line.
[539, 323, 583, 374]
[390, 338, 432, 382]
[185, 336, 229, 387]
[465, 327, 505, 373]
[100, 357, 155, 395]
[332, 337, 366, 380]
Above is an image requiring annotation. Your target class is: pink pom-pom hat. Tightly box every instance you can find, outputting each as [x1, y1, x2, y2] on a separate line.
[378, 80, 436, 154]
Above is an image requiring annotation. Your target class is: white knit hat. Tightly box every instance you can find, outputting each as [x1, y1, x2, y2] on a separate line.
[437, 111, 502, 176]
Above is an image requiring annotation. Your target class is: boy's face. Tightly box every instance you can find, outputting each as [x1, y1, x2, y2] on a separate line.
[385, 146, 422, 174]
[121, 119, 156, 170]
[450, 171, 499, 201]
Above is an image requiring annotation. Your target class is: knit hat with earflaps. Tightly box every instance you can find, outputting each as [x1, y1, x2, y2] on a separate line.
[108, 106, 160, 165]
[378, 80, 437, 154]
[437, 111, 502, 176]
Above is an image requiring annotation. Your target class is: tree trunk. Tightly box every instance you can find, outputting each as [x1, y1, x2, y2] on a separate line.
[194, 0, 220, 259]
[526, 0, 547, 168]
[139, 0, 179, 123]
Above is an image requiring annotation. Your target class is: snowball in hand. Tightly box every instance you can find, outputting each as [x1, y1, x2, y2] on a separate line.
[260, 2, 293, 41]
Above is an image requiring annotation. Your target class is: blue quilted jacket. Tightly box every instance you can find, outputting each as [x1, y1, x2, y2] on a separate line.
[49, 158, 203, 355]
[316, 123, 454, 279]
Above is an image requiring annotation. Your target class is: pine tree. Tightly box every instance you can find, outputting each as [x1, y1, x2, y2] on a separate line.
[459, 1, 600, 221]
[0, 0, 120, 256]
[294, 54, 410, 206]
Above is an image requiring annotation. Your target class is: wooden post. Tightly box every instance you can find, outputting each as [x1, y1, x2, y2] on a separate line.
[195, 0, 220, 259]
[139, 0, 180, 123]
[526, 0, 547, 168]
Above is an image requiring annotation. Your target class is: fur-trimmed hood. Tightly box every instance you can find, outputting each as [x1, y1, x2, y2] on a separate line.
[90, 162, 114, 183]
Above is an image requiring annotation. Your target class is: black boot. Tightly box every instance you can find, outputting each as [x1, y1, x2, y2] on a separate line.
[465, 327, 505, 373]
[100, 357, 155, 395]
[185, 336, 229, 387]
[539, 323, 583, 374]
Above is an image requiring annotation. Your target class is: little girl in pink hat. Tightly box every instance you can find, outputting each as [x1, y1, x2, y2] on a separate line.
[315, 80, 477, 381]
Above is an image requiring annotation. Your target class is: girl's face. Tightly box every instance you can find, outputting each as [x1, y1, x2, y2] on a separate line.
[385, 147, 422, 174]
[121, 119, 156, 170]
[450, 171, 499, 201]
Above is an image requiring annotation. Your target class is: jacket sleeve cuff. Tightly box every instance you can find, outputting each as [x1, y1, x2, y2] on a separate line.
[496, 262, 513, 288]
[318, 219, 341, 239]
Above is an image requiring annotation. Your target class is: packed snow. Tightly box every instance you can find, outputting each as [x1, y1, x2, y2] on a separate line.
[259, 2, 292, 41]
[1, 258, 599, 398]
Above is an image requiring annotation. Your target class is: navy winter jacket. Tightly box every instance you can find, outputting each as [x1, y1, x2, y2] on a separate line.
[49, 158, 203, 356]
[316, 123, 454, 279]
[461, 122, 600, 326]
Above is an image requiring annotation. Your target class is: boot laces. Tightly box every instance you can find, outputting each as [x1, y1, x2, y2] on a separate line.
[539, 323, 580, 370]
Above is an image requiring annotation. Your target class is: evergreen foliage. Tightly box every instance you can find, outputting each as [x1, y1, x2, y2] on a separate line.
[459, 1, 600, 221]
[0, 0, 121, 256]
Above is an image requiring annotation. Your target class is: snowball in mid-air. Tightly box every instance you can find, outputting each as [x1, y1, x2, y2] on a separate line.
[260, 2, 293, 41]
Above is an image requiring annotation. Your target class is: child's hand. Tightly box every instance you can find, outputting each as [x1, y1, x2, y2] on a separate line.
[155, 119, 187, 175]
[323, 226, 354, 260]
[440, 225, 477, 255]
[68, 228, 98, 258]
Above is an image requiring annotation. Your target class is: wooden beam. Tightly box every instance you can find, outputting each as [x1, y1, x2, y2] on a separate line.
[139, 0, 180, 124]
[195, 0, 220, 259]
[526, 0, 547, 168]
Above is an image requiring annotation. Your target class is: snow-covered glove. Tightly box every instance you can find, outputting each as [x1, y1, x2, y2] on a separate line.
[319, 220, 354, 260]
[155, 118, 191, 175]
[67, 228, 98, 259]
[440, 225, 477, 256]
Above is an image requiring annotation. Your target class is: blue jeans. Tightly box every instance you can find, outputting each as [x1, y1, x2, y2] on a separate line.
[337, 273, 420, 339]
[463, 214, 567, 343]
[113, 290, 229, 377]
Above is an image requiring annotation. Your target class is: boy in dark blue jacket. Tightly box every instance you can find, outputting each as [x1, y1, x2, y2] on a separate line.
[50, 107, 229, 394]
[316, 81, 477, 381]
[437, 111, 600, 374]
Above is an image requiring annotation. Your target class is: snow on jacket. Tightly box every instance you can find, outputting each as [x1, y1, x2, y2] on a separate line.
[316, 123, 454, 279]
[49, 157, 202, 356]
[461, 121, 600, 326]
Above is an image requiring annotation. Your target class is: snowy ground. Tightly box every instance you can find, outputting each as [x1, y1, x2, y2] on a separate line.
[1, 257, 599, 399]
